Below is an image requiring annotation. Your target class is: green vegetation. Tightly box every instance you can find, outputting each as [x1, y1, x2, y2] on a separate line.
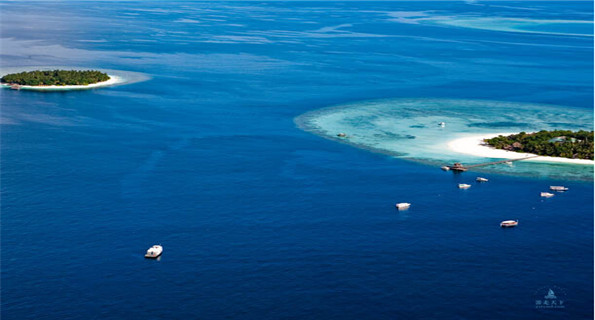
[1, 70, 109, 86]
[485, 130, 594, 160]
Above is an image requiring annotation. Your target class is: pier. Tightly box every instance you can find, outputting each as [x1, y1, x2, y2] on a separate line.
[445, 156, 540, 172]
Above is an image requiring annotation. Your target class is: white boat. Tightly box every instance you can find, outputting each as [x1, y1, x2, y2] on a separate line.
[395, 202, 411, 210]
[441, 166, 450, 171]
[476, 177, 488, 182]
[439, 122, 446, 128]
[458, 183, 471, 189]
[540, 192, 554, 198]
[336, 133, 347, 138]
[145, 245, 163, 259]
[549, 186, 568, 192]
[500, 220, 518, 228]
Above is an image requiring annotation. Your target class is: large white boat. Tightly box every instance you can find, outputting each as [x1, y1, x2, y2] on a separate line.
[395, 202, 411, 210]
[540, 192, 554, 198]
[549, 186, 568, 191]
[458, 183, 471, 189]
[500, 220, 518, 228]
[145, 245, 163, 259]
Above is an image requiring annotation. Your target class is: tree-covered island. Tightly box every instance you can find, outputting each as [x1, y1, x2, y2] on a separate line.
[1, 70, 110, 86]
[484, 130, 594, 160]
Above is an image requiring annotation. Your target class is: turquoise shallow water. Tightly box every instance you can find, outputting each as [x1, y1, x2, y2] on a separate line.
[296, 98, 594, 180]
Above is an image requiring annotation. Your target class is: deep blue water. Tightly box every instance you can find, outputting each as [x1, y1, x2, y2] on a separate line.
[1, 1, 593, 319]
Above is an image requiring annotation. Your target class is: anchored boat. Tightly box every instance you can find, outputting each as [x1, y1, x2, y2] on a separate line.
[458, 183, 471, 189]
[549, 186, 568, 192]
[500, 220, 518, 228]
[476, 177, 488, 182]
[540, 192, 554, 198]
[145, 245, 163, 259]
[395, 202, 411, 210]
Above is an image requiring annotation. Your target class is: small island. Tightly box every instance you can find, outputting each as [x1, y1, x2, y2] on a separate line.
[484, 130, 594, 160]
[1, 70, 110, 86]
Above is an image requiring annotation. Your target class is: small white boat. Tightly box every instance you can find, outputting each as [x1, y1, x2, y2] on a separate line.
[549, 186, 568, 192]
[441, 166, 450, 171]
[476, 177, 488, 182]
[458, 183, 471, 189]
[145, 245, 163, 259]
[337, 133, 347, 138]
[500, 220, 518, 228]
[395, 202, 411, 210]
[540, 192, 554, 198]
[439, 122, 445, 127]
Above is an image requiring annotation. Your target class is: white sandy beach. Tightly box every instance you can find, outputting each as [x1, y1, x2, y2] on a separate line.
[448, 133, 594, 165]
[1, 74, 124, 91]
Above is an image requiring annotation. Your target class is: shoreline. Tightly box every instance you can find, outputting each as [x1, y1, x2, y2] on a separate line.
[0, 74, 123, 91]
[448, 133, 594, 165]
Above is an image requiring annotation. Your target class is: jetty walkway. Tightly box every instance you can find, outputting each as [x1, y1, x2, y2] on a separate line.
[446, 155, 540, 172]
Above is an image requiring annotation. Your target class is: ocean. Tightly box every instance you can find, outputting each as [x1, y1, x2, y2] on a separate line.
[1, 1, 593, 319]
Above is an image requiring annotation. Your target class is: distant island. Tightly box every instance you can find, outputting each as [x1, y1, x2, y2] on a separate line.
[484, 130, 594, 160]
[1, 70, 110, 86]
